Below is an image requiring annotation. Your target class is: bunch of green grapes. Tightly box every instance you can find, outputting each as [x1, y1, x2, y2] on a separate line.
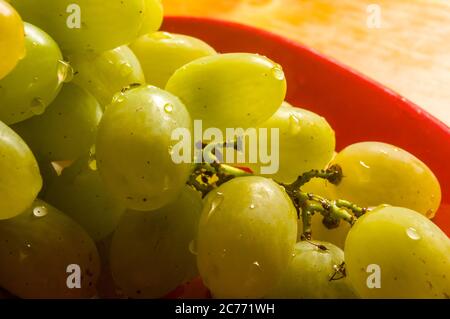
[0, 0, 448, 301]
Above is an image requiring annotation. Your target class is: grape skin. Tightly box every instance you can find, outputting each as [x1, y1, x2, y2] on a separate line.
[197, 176, 298, 299]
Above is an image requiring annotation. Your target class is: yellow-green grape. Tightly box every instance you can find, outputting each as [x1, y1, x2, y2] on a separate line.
[0, 199, 100, 298]
[12, 83, 102, 161]
[110, 186, 202, 298]
[245, 102, 336, 182]
[0, 23, 64, 124]
[0, 121, 42, 220]
[330, 142, 442, 218]
[130, 32, 216, 88]
[166, 53, 287, 130]
[345, 206, 450, 299]
[298, 178, 350, 249]
[0, 0, 25, 79]
[10, 0, 146, 53]
[197, 176, 297, 298]
[139, 0, 163, 36]
[45, 156, 126, 241]
[69, 46, 146, 107]
[96, 85, 192, 211]
[267, 241, 357, 299]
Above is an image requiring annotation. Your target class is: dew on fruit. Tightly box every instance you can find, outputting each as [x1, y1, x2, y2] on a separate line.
[30, 97, 45, 115]
[271, 65, 285, 81]
[406, 227, 421, 240]
[57, 60, 74, 83]
[164, 103, 173, 114]
[33, 206, 48, 218]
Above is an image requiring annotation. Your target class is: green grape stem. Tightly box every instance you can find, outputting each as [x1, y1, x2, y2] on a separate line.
[188, 143, 367, 239]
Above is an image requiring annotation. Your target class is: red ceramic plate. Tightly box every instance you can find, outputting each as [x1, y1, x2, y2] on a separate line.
[163, 16, 450, 239]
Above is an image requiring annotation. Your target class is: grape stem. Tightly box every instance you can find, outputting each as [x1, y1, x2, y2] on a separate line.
[188, 143, 367, 240]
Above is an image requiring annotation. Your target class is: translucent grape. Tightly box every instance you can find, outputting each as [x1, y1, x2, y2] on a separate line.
[139, 0, 164, 36]
[96, 85, 192, 211]
[10, 0, 146, 53]
[330, 142, 442, 218]
[0, 23, 63, 124]
[166, 53, 287, 130]
[0, 121, 42, 220]
[345, 206, 450, 298]
[12, 83, 102, 161]
[45, 155, 126, 241]
[267, 241, 357, 298]
[110, 186, 202, 298]
[69, 46, 146, 107]
[197, 176, 297, 298]
[0, 0, 25, 79]
[0, 199, 100, 298]
[130, 31, 216, 88]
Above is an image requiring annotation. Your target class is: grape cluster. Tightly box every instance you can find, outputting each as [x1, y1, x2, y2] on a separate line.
[0, 0, 448, 299]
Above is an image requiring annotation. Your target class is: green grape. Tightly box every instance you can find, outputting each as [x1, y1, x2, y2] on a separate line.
[297, 178, 350, 249]
[166, 53, 287, 130]
[110, 186, 202, 298]
[0, 23, 64, 124]
[139, 0, 164, 36]
[0, 199, 100, 298]
[330, 142, 442, 218]
[69, 46, 146, 107]
[0, 121, 42, 220]
[45, 155, 126, 241]
[267, 241, 357, 298]
[197, 176, 298, 298]
[130, 32, 216, 88]
[10, 0, 146, 53]
[12, 83, 102, 161]
[0, 0, 25, 79]
[345, 206, 450, 299]
[96, 85, 192, 211]
[245, 102, 336, 182]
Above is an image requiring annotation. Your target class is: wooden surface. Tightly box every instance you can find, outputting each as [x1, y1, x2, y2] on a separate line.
[164, 0, 450, 126]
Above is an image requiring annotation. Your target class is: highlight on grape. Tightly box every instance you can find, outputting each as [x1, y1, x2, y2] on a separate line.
[171, 120, 280, 175]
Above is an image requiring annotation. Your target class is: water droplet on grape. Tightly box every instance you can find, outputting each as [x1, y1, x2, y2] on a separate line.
[252, 261, 261, 270]
[359, 161, 371, 169]
[189, 240, 198, 256]
[112, 92, 125, 103]
[119, 63, 133, 77]
[30, 97, 46, 115]
[250, 204, 255, 209]
[33, 206, 48, 218]
[57, 60, 74, 83]
[406, 227, 421, 240]
[207, 192, 224, 221]
[288, 114, 301, 135]
[164, 103, 173, 113]
[271, 65, 285, 80]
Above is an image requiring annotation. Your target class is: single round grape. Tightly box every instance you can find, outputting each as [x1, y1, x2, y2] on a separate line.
[267, 241, 357, 298]
[10, 0, 146, 53]
[110, 186, 202, 299]
[69, 46, 146, 107]
[45, 155, 126, 241]
[245, 102, 336, 182]
[0, 23, 64, 124]
[0, 121, 42, 220]
[96, 85, 192, 211]
[139, 0, 164, 36]
[166, 53, 287, 130]
[0, 0, 25, 79]
[345, 206, 450, 299]
[0, 199, 100, 298]
[330, 142, 442, 218]
[197, 176, 298, 298]
[130, 31, 216, 88]
[12, 83, 102, 161]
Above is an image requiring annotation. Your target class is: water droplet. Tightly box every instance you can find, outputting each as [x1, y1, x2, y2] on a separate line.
[359, 161, 371, 169]
[57, 60, 74, 83]
[250, 204, 255, 209]
[33, 206, 48, 217]
[25, 243, 32, 249]
[164, 103, 173, 113]
[112, 92, 125, 103]
[119, 63, 132, 77]
[252, 261, 261, 270]
[406, 227, 421, 240]
[189, 240, 198, 256]
[288, 114, 301, 135]
[30, 97, 46, 115]
[272, 65, 285, 80]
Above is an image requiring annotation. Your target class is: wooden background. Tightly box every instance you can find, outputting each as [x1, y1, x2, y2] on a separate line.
[164, 0, 450, 126]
